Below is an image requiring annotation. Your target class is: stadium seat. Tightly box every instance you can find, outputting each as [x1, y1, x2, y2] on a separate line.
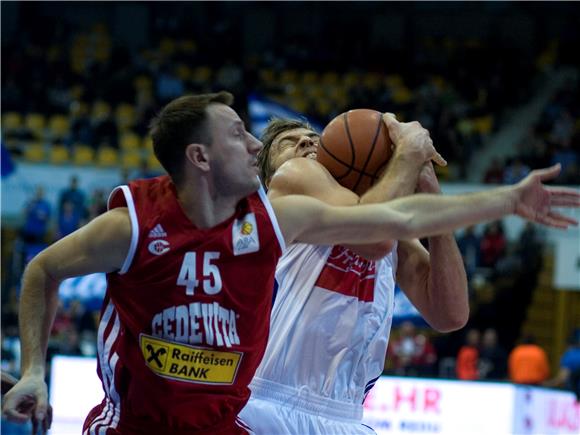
[72, 144, 95, 165]
[302, 71, 318, 85]
[134, 75, 153, 92]
[49, 144, 70, 164]
[92, 101, 111, 119]
[121, 151, 142, 170]
[192, 66, 212, 83]
[147, 152, 163, 171]
[116, 104, 136, 131]
[23, 142, 46, 162]
[48, 115, 70, 139]
[2, 112, 23, 133]
[119, 132, 141, 151]
[24, 113, 46, 139]
[96, 146, 119, 167]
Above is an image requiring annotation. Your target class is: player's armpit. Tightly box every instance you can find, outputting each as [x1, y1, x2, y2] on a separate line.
[31, 207, 132, 281]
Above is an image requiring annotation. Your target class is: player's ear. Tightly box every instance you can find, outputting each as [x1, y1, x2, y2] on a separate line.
[185, 143, 210, 172]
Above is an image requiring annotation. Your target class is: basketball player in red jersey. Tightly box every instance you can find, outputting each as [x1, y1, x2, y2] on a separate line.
[3, 91, 579, 434]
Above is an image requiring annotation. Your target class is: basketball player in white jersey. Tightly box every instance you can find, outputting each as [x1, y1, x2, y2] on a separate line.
[4, 92, 578, 434]
[238, 114, 579, 434]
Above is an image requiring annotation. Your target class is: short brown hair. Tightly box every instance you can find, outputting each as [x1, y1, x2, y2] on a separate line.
[149, 91, 234, 185]
[258, 118, 312, 184]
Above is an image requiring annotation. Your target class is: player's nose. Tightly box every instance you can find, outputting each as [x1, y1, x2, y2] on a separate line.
[298, 136, 315, 148]
[247, 132, 263, 154]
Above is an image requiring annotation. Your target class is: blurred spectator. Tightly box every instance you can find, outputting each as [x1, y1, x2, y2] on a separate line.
[479, 328, 508, 380]
[483, 158, 504, 184]
[516, 222, 542, 270]
[91, 106, 119, 149]
[88, 189, 108, 220]
[20, 186, 51, 244]
[503, 158, 530, 184]
[58, 175, 87, 219]
[545, 329, 580, 400]
[57, 200, 83, 239]
[456, 328, 480, 380]
[156, 65, 185, 103]
[68, 299, 97, 335]
[508, 335, 550, 385]
[457, 226, 481, 278]
[67, 101, 93, 146]
[480, 221, 506, 268]
[389, 321, 437, 377]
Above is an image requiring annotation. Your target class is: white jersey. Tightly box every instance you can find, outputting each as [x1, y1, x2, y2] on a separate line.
[251, 242, 397, 406]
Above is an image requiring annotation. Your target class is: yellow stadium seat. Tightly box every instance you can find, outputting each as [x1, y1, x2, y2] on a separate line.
[23, 142, 46, 162]
[474, 116, 494, 135]
[147, 152, 163, 171]
[259, 69, 276, 85]
[321, 72, 339, 86]
[49, 144, 70, 164]
[280, 70, 298, 85]
[116, 104, 136, 130]
[302, 71, 318, 85]
[391, 86, 413, 104]
[342, 71, 360, 88]
[175, 64, 192, 81]
[192, 66, 213, 83]
[120, 132, 141, 151]
[2, 112, 23, 132]
[121, 151, 142, 170]
[92, 101, 111, 119]
[385, 75, 403, 88]
[160, 38, 176, 56]
[142, 136, 154, 153]
[97, 146, 119, 167]
[134, 75, 153, 92]
[24, 113, 46, 139]
[72, 144, 95, 165]
[48, 115, 70, 139]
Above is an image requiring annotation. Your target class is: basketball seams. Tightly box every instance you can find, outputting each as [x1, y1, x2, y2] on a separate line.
[318, 114, 357, 180]
[351, 111, 383, 191]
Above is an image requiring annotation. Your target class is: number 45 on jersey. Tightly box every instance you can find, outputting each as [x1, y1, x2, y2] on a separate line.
[177, 252, 222, 296]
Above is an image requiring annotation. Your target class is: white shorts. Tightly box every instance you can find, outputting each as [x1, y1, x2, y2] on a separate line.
[238, 377, 376, 435]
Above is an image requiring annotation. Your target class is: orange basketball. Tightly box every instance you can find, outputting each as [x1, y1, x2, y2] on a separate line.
[318, 109, 393, 195]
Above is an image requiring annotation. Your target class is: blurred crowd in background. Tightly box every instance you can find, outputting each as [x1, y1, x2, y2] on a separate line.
[1, 2, 579, 399]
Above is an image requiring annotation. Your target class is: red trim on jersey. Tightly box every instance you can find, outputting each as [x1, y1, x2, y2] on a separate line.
[314, 245, 376, 302]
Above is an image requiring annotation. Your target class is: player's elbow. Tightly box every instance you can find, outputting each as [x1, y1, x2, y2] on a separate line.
[430, 310, 469, 333]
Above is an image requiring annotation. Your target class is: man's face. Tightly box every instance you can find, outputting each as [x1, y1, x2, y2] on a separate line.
[206, 103, 263, 197]
[269, 127, 320, 176]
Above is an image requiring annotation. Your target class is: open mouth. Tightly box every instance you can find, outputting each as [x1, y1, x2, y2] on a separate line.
[303, 151, 317, 159]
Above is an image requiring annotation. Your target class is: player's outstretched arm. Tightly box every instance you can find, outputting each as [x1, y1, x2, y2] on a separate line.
[2, 208, 131, 430]
[273, 164, 579, 246]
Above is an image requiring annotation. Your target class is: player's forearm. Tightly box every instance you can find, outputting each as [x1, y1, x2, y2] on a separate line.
[390, 187, 515, 240]
[19, 259, 61, 377]
[359, 154, 421, 204]
[425, 234, 469, 331]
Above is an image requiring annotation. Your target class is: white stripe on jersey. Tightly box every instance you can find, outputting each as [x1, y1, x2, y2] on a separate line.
[89, 301, 122, 434]
[107, 185, 139, 274]
[256, 181, 286, 253]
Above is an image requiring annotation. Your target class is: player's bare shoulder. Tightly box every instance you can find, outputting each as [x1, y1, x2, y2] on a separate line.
[269, 158, 356, 205]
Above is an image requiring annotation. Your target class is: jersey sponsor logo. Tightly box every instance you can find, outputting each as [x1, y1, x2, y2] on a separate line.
[140, 334, 243, 385]
[232, 213, 259, 256]
[148, 239, 170, 255]
[151, 301, 240, 348]
[148, 223, 167, 238]
[314, 246, 376, 302]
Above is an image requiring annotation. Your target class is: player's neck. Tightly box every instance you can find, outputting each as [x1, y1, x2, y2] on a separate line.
[175, 180, 239, 229]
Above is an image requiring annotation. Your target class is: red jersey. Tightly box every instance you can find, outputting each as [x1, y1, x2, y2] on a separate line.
[83, 176, 284, 434]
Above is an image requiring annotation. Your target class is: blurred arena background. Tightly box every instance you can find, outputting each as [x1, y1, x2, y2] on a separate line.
[1, 2, 579, 434]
